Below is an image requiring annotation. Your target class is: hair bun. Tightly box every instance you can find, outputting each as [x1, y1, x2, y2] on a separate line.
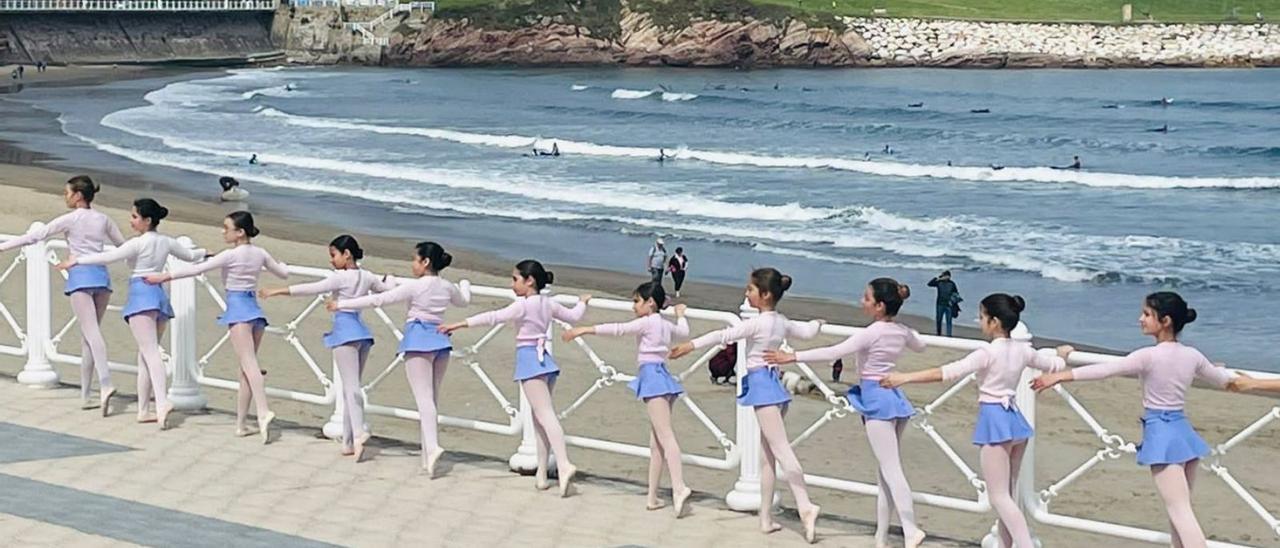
[156, 206, 170, 220]
[246, 226, 260, 238]
[545, 271, 555, 285]
[1185, 308, 1197, 324]
[438, 251, 453, 269]
[779, 274, 793, 291]
[898, 284, 911, 300]
[1012, 295, 1026, 313]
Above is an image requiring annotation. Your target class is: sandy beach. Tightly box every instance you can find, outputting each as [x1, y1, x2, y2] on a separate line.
[0, 161, 1276, 547]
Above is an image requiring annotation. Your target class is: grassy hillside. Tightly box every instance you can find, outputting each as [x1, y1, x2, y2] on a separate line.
[435, 0, 1280, 24]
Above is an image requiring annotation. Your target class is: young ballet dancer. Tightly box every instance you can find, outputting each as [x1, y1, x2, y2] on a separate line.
[145, 211, 286, 443]
[765, 277, 926, 548]
[0, 175, 125, 414]
[58, 198, 203, 429]
[669, 267, 822, 543]
[1032, 292, 1236, 548]
[262, 235, 392, 461]
[881, 294, 1072, 548]
[440, 260, 589, 496]
[325, 241, 471, 475]
[562, 281, 693, 516]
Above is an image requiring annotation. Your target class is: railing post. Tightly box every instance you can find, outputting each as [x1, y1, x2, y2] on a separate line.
[983, 321, 1044, 548]
[17, 224, 58, 388]
[725, 297, 772, 511]
[166, 237, 206, 410]
[509, 288, 553, 473]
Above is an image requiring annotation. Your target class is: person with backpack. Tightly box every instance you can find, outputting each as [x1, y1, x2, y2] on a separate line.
[927, 270, 961, 337]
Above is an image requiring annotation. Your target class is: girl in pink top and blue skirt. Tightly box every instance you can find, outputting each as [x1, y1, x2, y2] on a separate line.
[883, 294, 1071, 548]
[330, 241, 471, 475]
[563, 281, 692, 516]
[146, 212, 288, 444]
[671, 268, 823, 543]
[767, 278, 927, 548]
[1034, 292, 1237, 548]
[0, 176, 126, 413]
[441, 259, 589, 496]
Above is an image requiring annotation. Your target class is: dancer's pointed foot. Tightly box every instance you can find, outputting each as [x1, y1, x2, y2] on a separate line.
[157, 402, 175, 430]
[800, 505, 821, 544]
[100, 387, 116, 417]
[906, 530, 927, 548]
[136, 413, 157, 424]
[81, 397, 99, 410]
[340, 446, 355, 456]
[425, 447, 445, 478]
[673, 486, 692, 518]
[645, 499, 665, 511]
[558, 463, 577, 498]
[353, 432, 371, 462]
[534, 468, 551, 491]
[234, 425, 257, 438]
[258, 411, 275, 445]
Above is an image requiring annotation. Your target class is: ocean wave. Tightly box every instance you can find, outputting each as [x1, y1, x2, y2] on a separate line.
[611, 88, 656, 100]
[661, 92, 698, 102]
[571, 84, 591, 91]
[255, 108, 1280, 190]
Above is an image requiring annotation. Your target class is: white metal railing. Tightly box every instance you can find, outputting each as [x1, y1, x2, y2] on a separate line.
[0, 0, 276, 10]
[1, 224, 1277, 547]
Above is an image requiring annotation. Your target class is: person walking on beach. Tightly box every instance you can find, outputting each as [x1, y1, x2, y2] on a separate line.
[927, 270, 960, 337]
[766, 278, 927, 548]
[261, 235, 395, 462]
[671, 268, 823, 543]
[145, 212, 286, 443]
[0, 176, 125, 413]
[667, 247, 688, 298]
[1033, 292, 1237, 548]
[647, 237, 667, 286]
[440, 260, 589, 496]
[883, 294, 1072, 548]
[57, 198, 204, 429]
[326, 241, 470, 475]
[563, 282, 693, 516]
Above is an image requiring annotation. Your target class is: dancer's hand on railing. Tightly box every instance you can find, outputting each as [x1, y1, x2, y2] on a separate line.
[763, 349, 796, 365]
[54, 256, 76, 271]
[1031, 370, 1071, 392]
[143, 272, 171, 285]
[438, 321, 467, 335]
[259, 287, 289, 300]
[668, 341, 694, 360]
[673, 303, 686, 318]
[1056, 344, 1075, 359]
[578, 294, 592, 304]
[561, 326, 591, 343]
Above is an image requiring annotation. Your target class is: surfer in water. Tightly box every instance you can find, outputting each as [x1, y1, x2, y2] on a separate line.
[970, 108, 991, 114]
[990, 164, 1006, 171]
[1052, 156, 1082, 170]
[530, 143, 561, 157]
[864, 152, 872, 161]
[1149, 124, 1170, 133]
[1160, 97, 1174, 106]
[248, 154, 259, 166]
[908, 102, 924, 108]
[658, 148, 672, 162]
[883, 144, 894, 155]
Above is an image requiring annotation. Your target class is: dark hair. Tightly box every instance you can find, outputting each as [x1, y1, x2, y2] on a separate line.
[941, 270, 951, 277]
[226, 211, 259, 238]
[980, 293, 1025, 334]
[675, 247, 684, 254]
[632, 281, 666, 310]
[516, 259, 554, 291]
[66, 175, 99, 203]
[750, 267, 792, 304]
[219, 176, 239, 192]
[133, 198, 168, 231]
[329, 234, 363, 261]
[415, 241, 453, 273]
[1145, 291, 1197, 334]
[868, 277, 910, 316]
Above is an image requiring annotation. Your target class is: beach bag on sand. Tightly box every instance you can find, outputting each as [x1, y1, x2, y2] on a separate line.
[708, 343, 737, 384]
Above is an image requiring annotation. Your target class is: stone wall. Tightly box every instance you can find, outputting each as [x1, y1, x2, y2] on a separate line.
[848, 17, 1280, 67]
[0, 12, 279, 65]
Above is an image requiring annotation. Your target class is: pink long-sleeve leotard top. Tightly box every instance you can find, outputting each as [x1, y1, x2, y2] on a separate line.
[793, 320, 924, 381]
[1070, 341, 1235, 410]
[167, 244, 288, 290]
[1, 208, 125, 257]
[941, 338, 1067, 406]
[336, 276, 470, 324]
[594, 313, 690, 365]
[466, 294, 586, 348]
[691, 311, 821, 371]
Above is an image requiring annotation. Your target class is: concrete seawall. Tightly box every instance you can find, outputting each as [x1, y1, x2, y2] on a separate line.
[0, 12, 280, 65]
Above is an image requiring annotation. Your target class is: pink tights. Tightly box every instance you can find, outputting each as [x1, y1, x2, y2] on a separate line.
[70, 290, 111, 399]
[128, 312, 169, 415]
[980, 442, 1034, 548]
[404, 351, 448, 458]
[865, 418, 922, 542]
[229, 323, 270, 429]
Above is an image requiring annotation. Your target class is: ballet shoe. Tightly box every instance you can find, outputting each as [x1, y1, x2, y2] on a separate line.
[100, 387, 116, 418]
[136, 413, 157, 424]
[534, 469, 551, 491]
[760, 521, 783, 535]
[81, 397, 99, 410]
[424, 447, 445, 478]
[906, 530, 927, 548]
[157, 402, 175, 431]
[234, 425, 257, 438]
[353, 432, 372, 463]
[258, 411, 276, 445]
[645, 500, 666, 511]
[800, 505, 820, 544]
[673, 486, 692, 518]
[558, 463, 578, 498]
[340, 446, 355, 456]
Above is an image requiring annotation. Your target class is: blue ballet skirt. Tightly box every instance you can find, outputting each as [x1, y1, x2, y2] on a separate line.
[324, 311, 374, 348]
[121, 277, 173, 321]
[628, 362, 684, 400]
[65, 264, 111, 295]
[514, 345, 559, 382]
[1136, 408, 1211, 466]
[847, 380, 915, 421]
[737, 367, 791, 407]
[972, 402, 1035, 445]
[396, 320, 450, 354]
[217, 290, 267, 328]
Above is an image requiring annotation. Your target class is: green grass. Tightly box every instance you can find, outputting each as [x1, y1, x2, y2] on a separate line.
[434, 0, 1280, 24]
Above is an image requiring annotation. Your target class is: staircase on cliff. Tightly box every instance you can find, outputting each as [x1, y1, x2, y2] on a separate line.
[347, 0, 432, 46]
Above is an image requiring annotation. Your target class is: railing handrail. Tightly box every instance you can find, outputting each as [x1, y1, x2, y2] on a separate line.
[0, 230, 1274, 546]
[0, 0, 278, 11]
